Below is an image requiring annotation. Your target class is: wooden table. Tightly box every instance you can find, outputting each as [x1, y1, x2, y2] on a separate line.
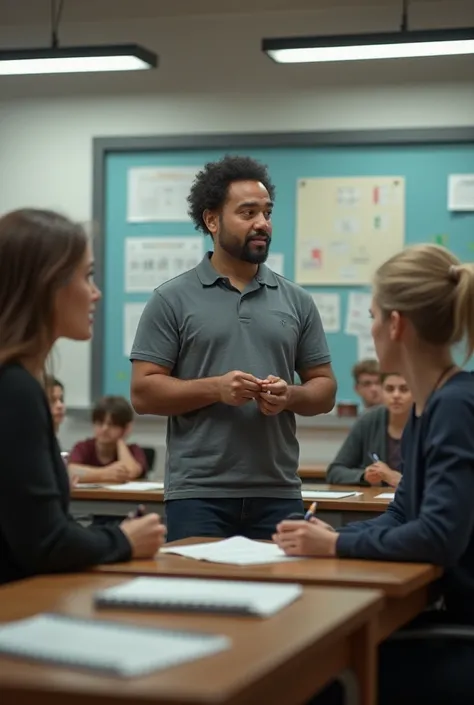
[0, 574, 383, 705]
[298, 464, 327, 482]
[97, 537, 442, 644]
[71, 484, 390, 528]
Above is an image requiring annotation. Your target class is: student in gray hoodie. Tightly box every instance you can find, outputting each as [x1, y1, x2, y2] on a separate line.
[326, 372, 412, 487]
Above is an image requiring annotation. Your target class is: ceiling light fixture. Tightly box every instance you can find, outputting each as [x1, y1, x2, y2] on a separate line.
[0, 1, 157, 75]
[262, 0, 474, 64]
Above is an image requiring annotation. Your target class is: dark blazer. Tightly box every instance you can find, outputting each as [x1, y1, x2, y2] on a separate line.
[0, 363, 131, 585]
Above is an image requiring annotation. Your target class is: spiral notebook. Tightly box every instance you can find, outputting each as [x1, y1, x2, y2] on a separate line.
[0, 613, 230, 677]
[95, 577, 302, 617]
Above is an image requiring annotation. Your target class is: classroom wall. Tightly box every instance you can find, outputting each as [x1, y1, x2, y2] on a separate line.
[1, 4, 473, 460]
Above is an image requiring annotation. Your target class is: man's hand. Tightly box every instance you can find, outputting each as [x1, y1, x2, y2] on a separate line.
[257, 375, 289, 416]
[218, 370, 262, 406]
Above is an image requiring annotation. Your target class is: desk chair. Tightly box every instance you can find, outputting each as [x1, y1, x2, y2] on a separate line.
[142, 446, 156, 476]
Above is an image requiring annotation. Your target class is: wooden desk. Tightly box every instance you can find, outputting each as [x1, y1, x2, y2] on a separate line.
[97, 538, 442, 644]
[0, 574, 383, 705]
[298, 464, 327, 483]
[71, 484, 390, 528]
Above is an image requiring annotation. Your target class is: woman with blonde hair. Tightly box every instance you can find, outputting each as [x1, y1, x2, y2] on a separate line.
[0, 209, 166, 584]
[275, 244, 474, 705]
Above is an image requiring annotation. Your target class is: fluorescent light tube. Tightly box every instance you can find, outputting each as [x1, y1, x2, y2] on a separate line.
[262, 27, 474, 64]
[0, 44, 157, 75]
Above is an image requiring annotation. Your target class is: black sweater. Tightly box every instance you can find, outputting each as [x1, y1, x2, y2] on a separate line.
[0, 363, 131, 585]
[337, 371, 474, 624]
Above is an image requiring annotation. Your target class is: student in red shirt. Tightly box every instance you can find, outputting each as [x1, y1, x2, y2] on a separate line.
[68, 396, 147, 483]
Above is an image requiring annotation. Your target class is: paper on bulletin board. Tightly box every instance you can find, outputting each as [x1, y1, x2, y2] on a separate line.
[123, 302, 146, 356]
[357, 332, 377, 361]
[266, 252, 284, 275]
[311, 293, 340, 333]
[448, 174, 474, 211]
[125, 236, 204, 293]
[127, 166, 201, 222]
[345, 292, 372, 337]
[295, 176, 405, 285]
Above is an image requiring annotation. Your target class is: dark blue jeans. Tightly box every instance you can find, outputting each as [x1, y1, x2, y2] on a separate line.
[165, 497, 304, 542]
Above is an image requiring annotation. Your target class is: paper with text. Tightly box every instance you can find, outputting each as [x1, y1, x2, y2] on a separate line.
[311, 293, 340, 333]
[125, 236, 203, 293]
[127, 166, 201, 222]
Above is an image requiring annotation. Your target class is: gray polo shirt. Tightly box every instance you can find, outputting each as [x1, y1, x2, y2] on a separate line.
[131, 253, 331, 500]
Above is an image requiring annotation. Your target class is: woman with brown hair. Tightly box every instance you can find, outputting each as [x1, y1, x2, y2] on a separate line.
[0, 208, 165, 585]
[275, 244, 474, 704]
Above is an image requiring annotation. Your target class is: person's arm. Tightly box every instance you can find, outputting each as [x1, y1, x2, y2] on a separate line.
[337, 477, 407, 534]
[285, 296, 336, 416]
[336, 397, 474, 564]
[130, 292, 260, 416]
[0, 375, 131, 574]
[68, 442, 129, 483]
[117, 440, 147, 479]
[326, 416, 371, 485]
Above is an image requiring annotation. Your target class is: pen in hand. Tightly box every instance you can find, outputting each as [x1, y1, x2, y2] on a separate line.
[369, 452, 380, 463]
[303, 501, 317, 521]
[128, 504, 146, 520]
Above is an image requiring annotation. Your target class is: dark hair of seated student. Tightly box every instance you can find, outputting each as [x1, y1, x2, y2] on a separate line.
[277, 244, 474, 705]
[351, 358, 382, 410]
[44, 375, 65, 435]
[0, 208, 165, 586]
[67, 395, 148, 485]
[326, 372, 412, 488]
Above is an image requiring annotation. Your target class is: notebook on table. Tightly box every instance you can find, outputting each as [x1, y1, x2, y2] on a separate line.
[0, 613, 230, 677]
[95, 576, 303, 618]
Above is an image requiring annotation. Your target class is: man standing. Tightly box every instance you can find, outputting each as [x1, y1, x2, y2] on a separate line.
[130, 155, 336, 541]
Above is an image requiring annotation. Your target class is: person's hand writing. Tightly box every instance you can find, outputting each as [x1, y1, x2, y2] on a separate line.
[258, 375, 289, 416]
[373, 462, 402, 488]
[120, 513, 166, 558]
[102, 462, 131, 483]
[364, 465, 383, 485]
[218, 370, 261, 406]
[273, 517, 338, 557]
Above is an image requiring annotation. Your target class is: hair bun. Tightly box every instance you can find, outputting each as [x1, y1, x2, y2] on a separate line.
[448, 264, 461, 283]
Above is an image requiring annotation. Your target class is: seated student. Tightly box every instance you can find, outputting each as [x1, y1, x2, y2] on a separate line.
[68, 396, 147, 484]
[45, 375, 65, 434]
[274, 244, 474, 705]
[352, 358, 382, 410]
[326, 372, 412, 487]
[0, 208, 165, 585]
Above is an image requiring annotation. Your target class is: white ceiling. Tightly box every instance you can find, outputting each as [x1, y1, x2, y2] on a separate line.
[0, 0, 460, 24]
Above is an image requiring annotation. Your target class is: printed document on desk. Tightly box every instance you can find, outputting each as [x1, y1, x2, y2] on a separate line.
[301, 490, 360, 499]
[160, 536, 304, 565]
[101, 482, 164, 491]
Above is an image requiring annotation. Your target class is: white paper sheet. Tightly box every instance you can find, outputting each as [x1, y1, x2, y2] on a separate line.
[101, 482, 164, 491]
[160, 536, 303, 566]
[311, 293, 340, 333]
[301, 491, 360, 499]
[125, 236, 203, 293]
[123, 302, 147, 356]
[127, 166, 201, 222]
[448, 174, 474, 211]
[375, 492, 395, 500]
[357, 332, 377, 361]
[345, 291, 372, 336]
[265, 252, 284, 275]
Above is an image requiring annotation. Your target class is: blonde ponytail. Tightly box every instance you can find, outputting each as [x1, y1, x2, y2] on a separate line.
[373, 244, 474, 363]
[451, 264, 474, 363]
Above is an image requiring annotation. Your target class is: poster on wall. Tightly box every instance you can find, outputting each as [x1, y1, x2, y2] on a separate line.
[127, 166, 201, 222]
[295, 176, 405, 285]
[125, 236, 204, 293]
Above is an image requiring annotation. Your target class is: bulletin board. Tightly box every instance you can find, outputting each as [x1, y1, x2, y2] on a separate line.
[90, 129, 474, 406]
[295, 176, 405, 285]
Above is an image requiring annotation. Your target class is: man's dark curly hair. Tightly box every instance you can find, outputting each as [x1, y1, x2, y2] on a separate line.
[187, 155, 276, 234]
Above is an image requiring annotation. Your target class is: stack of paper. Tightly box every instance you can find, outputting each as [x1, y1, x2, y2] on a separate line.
[161, 536, 302, 566]
[301, 490, 359, 500]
